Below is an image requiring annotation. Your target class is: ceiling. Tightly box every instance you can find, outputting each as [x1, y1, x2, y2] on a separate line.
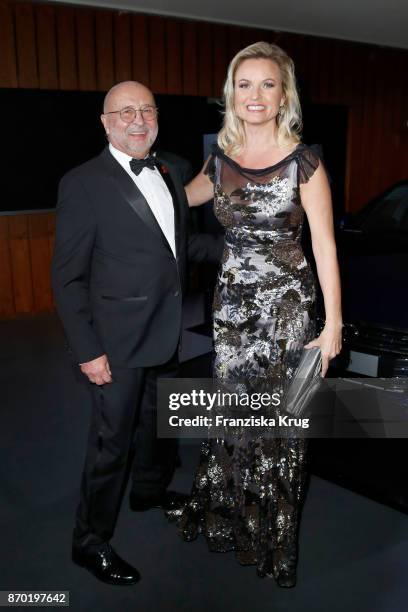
[51, 0, 408, 50]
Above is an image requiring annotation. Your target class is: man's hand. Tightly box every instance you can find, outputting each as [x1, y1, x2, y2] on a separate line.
[80, 354, 113, 385]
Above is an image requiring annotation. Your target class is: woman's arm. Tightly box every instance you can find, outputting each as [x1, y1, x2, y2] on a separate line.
[185, 156, 214, 207]
[300, 162, 342, 376]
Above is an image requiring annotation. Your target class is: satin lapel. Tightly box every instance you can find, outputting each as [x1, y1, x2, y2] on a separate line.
[100, 147, 166, 244]
[155, 155, 181, 257]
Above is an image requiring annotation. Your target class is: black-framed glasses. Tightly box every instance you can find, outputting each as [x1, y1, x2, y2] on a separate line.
[104, 105, 158, 123]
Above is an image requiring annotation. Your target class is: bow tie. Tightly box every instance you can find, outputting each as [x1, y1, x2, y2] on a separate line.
[129, 155, 158, 176]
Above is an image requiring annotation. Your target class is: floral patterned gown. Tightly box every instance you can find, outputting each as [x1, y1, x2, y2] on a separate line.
[170, 143, 320, 581]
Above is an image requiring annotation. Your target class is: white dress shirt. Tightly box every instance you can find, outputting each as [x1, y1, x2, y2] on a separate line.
[109, 143, 176, 257]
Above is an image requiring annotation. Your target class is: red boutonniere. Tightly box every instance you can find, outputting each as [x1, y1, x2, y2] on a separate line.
[160, 164, 168, 174]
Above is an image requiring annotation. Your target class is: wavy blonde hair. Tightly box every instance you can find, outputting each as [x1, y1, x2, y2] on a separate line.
[218, 42, 302, 156]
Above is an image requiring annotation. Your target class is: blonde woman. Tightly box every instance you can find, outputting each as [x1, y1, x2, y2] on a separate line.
[170, 42, 342, 587]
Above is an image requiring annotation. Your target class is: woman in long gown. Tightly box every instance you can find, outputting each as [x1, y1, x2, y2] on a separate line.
[170, 42, 342, 587]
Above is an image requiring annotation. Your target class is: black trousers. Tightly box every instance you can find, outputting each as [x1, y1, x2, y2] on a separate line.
[72, 353, 179, 552]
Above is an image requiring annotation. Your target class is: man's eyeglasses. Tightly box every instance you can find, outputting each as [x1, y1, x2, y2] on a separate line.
[104, 105, 158, 123]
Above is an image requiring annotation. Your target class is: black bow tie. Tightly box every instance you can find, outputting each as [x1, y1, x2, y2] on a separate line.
[129, 155, 158, 176]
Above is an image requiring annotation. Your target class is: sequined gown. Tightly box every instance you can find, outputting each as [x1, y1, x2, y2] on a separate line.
[171, 143, 320, 582]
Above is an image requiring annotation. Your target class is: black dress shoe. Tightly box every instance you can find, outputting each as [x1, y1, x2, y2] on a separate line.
[129, 490, 189, 512]
[257, 560, 297, 588]
[275, 568, 296, 588]
[72, 543, 140, 586]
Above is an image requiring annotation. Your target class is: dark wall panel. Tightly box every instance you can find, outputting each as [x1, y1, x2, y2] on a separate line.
[182, 21, 198, 95]
[56, 6, 78, 90]
[36, 4, 59, 89]
[149, 16, 166, 93]
[15, 2, 38, 88]
[0, 3, 18, 87]
[76, 8, 97, 90]
[114, 12, 132, 83]
[132, 13, 149, 85]
[95, 11, 114, 91]
[166, 19, 182, 94]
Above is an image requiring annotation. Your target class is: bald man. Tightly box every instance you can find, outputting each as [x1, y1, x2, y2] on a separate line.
[52, 81, 222, 585]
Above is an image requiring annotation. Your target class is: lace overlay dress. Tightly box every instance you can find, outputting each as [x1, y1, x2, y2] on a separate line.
[172, 143, 320, 581]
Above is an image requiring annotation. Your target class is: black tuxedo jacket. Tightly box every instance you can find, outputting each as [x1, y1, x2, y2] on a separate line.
[51, 146, 222, 368]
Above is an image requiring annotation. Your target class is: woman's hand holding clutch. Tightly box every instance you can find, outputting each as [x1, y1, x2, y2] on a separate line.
[304, 323, 342, 377]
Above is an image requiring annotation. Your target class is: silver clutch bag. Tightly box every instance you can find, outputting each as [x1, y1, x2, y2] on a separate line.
[284, 347, 323, 417]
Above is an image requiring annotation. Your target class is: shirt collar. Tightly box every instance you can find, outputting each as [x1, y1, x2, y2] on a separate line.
[108, 143, 155, 168]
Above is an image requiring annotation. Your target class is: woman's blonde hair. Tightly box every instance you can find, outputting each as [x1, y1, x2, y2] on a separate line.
[218, 41, 302, 156]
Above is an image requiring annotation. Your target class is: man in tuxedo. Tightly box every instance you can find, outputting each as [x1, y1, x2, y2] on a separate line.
[52, 81, 221, 585]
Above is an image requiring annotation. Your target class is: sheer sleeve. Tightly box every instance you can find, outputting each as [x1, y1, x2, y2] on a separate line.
[203, 153, 216, 184]
[297, 144, 321, 185]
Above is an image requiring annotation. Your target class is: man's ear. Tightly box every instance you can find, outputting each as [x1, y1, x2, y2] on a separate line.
[100, 114, 109, 134]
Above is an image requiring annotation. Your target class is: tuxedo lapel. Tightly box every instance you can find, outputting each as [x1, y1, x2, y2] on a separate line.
[155, 153, 182, 257]
[100, 147, 168, 247]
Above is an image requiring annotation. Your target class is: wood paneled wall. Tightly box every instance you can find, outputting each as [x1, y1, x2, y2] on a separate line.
[0, 0, 407, 318]
[0, 212, 55, 318]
